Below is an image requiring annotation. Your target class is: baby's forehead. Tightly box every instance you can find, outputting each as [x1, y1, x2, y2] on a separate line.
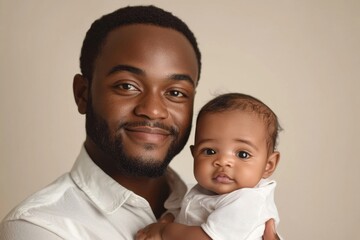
[197, 110, 267, 132]
[199, 105, 272, 125]
[198, 108, 274, 138]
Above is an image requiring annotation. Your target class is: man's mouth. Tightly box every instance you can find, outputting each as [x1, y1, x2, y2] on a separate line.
[121, 122, 175, 145]
[125, 126, 171, 135]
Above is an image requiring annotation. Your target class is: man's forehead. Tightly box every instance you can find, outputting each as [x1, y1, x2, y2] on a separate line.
[94, 24, 199, 82]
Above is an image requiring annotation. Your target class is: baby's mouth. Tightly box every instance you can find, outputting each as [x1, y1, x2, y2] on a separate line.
[213, 173, 234, 184]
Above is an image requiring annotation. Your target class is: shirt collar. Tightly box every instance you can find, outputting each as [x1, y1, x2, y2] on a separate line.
[70, 146, 187, 215]
[70, 146, 143, 214]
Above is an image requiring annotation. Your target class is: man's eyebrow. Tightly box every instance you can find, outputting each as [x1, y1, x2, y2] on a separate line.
[107, 65, 144, 76]
[107, 65, 195, 86]
[168, 73, 195, 87]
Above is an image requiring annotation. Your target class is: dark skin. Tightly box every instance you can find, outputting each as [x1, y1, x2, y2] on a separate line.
[74, 24, 198, 218]
[74, 24, 279, 238]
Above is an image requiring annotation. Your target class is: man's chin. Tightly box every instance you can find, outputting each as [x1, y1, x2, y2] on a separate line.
[111, 149, 169, 177]
[116, 159, 169, 178]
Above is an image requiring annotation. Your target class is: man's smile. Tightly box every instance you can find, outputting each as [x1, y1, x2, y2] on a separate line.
[123, 125, 173, 145]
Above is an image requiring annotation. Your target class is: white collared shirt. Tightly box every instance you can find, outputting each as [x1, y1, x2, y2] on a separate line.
[0, 146, 187, 240]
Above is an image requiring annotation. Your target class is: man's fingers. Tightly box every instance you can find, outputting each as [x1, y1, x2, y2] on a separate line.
[263, 219, 280, 240]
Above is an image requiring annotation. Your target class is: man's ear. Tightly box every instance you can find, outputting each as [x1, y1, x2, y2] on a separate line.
[262, 151, 280, 179]
[73, 74, 89, 114]
[190, 145, 195, 157]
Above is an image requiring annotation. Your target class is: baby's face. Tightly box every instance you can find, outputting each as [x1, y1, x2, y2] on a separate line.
[191, 110, 273, 194]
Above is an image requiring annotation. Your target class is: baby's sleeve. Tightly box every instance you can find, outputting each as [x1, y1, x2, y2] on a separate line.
[201, 183, 278, 240]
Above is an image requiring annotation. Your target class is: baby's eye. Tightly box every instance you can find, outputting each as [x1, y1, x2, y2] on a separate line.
[202, 148, 216, 155]
[237, 151, 250, 159]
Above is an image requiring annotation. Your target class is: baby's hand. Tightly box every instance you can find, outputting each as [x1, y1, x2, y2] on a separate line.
[135, 223, 167, 240]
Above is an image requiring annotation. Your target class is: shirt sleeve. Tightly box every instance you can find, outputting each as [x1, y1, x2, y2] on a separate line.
[201, 185, 277, 240]
[0, 220, 63, 240]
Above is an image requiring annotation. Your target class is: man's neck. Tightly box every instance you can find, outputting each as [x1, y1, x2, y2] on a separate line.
[114, 174, 170, 219]
[84, 138, 170, 218]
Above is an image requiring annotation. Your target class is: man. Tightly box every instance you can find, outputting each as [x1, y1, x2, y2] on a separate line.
[0, 5, 278, 239]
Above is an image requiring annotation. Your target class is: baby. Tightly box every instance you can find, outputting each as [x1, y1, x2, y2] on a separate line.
[136, 93, 282, 240]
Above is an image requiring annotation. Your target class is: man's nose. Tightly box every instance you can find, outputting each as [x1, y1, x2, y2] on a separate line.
[134, 92, 169, 120]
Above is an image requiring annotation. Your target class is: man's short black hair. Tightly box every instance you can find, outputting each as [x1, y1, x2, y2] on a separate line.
[80, 5, 201, 83]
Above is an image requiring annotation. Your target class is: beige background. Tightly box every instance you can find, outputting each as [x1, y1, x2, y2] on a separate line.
[1, 0, 359, 239]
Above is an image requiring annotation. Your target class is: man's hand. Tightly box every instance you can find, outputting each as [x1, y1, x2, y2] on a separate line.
[263, 219, 280, 240]
[135, 223, 166, 240]
[158, 213, 175, 224]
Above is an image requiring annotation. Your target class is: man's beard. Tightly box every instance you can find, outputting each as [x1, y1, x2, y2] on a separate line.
[85, 98, 191, 177]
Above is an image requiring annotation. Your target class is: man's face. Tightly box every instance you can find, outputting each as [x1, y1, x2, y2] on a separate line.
[85, 24, 198, 177]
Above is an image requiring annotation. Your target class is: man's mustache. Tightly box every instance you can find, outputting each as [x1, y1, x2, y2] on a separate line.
[118, 121, 178, 136]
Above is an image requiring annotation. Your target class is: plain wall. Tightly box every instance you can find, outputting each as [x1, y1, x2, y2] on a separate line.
[1, 0, 359, 239]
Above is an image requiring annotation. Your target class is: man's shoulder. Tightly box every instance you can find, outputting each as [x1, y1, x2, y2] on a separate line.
[3, 173, 75, 222]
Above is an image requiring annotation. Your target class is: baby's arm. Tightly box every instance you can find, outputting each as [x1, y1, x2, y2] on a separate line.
[135, 222, 210, 240]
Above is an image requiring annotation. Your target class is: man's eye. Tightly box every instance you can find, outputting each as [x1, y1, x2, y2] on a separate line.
[203, 148, 216, 155]
[168, 90, 185, 97]
[115, 83, 137, 91]
[237, 151, 250, 159]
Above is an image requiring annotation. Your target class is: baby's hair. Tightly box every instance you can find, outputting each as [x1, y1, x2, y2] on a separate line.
[197, 93, 282, 152]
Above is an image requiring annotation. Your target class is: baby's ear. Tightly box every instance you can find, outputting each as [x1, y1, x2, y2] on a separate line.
[262, 151, 280, 179]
